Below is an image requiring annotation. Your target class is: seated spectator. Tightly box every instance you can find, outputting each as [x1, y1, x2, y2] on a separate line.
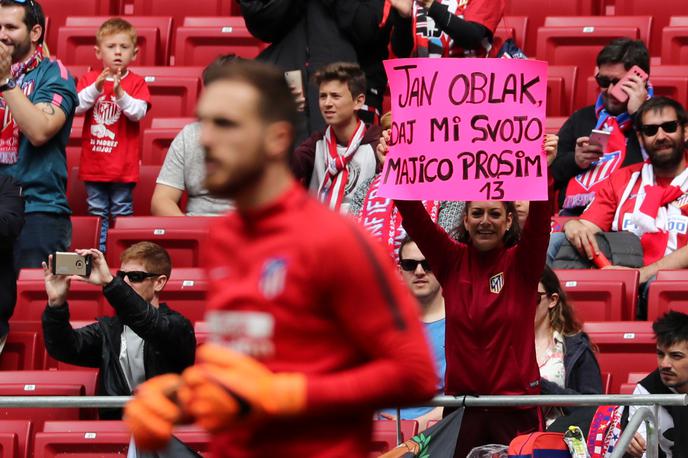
[0, 175, 24, 353]
[41, 242, 196, 418]
[563, 97, 688, 317]
[626, 310, 688, 457]
[387, 0, 504, 58]
[378, 237, 446, 431]
[551, 38, 651, 216]
[535, 266, 602, 425]
[291, 62, 382, 213]
[151, 55, 236, 216]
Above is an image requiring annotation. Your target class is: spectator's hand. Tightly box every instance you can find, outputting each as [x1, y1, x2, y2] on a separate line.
[620, 73, 648, 115]
[0, 43, 11, 81]
[544, 134, 558, 166]
[564, 220, 600, 260]
[376, 129, 391, 164]
[124, 374, 184, 451]
[415, 0, 434, 9]
[94, 68, 110, 92]
[70, 248, 114, 286]
[289, 84, 305, 112]
[627, 432, 646, 457]
[178, 344, 306, 431]
[113, 68, 124, 99]
[390, 0, 413, 17]
[574, 136, 604, 169]
[42, 254, 71, 307]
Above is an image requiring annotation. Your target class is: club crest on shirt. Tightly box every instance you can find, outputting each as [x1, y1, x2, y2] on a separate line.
[489, 272, 504, 294]
[259, 257, 287, 299]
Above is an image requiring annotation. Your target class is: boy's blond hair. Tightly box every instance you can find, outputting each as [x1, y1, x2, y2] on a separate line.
[96, 17, 137, 45]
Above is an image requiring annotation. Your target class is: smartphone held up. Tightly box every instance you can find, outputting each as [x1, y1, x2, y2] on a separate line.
[51, 252, 93, 277]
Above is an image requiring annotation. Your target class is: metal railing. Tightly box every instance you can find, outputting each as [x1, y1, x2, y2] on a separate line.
[0, 393, 684, 457]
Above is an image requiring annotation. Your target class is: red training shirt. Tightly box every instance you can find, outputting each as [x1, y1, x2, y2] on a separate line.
[204, 182, 436, 458]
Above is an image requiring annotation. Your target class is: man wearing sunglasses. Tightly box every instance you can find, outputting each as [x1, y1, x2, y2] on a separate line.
[551, 38, 650, 217]
[564, 97, 688, 317]
[0, 0, 78, 270]
[41, 241, 196, 418]
[378, 238, 446, 431]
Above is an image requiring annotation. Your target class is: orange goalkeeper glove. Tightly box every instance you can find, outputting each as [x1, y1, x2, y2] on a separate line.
[177, 343, 307, 433]
[124, 374, 184, 451]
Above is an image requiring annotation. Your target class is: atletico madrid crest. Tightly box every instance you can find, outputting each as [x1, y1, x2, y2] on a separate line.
[489, 272, 504, 294]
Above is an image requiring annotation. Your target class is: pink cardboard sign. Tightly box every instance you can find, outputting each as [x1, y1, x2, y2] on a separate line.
[379, 58, 548, 201]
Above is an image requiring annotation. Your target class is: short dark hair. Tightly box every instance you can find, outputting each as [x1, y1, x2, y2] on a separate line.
[0, 0, 45, 44]
[596, 38, 650, 75]
[313, 62, 366, 99]
[398, 236, 414, 262]
[653, 310, 688, 348]
[203, 59, 298, 128]
[633, 96, 688, 131]
[202, 54, 238, 86]
[451, 201, 521, 248]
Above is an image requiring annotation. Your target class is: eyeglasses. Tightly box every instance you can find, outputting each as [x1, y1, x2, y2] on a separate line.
[400, 259, 432, 272]
[536, 291, 548, 305]
[117, 270, 163, 283]
[595, 74, 622, 89]
[640, 120, 679, 137]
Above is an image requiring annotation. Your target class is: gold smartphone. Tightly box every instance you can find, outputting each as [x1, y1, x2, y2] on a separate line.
[51, 252, 92, 276]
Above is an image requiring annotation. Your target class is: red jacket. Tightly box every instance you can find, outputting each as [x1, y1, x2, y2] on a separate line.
[205, 182, 436, 457]
[396, 197, 551, 397]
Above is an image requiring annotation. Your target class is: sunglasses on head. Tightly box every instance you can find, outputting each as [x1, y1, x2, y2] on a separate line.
[11, 0, 38, 22]
[595, 74, 621, 89]
[640, 120, 679, 137]
[400, 259, 432, 272]
[117, 270, 163, 283]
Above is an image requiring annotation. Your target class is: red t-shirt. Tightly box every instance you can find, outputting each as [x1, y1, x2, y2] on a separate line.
[77, 70, 151, 182]
[396, 194, 552, 398]
[204, 183, 436, 458]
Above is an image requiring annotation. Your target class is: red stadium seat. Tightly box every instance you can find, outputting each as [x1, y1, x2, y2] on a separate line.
[583, 321, 657, 393]
[69, 216, 102, 251]
[661, 17, 688, 65]
[492, 16, 528, 56]
[0, 421, 31, 458]
[627, 372, 650, 384]
[129, 66, 203, 130]
[619, 383, 635, 394]
[547, 65, 577, 117]
[555, 269, 639, 321]
[647, 280, 688, 320]
[65, 65, 91, 83]
[141, 117, 195, 165]
[536, 16, 652, 109]
[128, 0, 241, 28]
[106, 216, 213, 267]
[545, 116, 567, 135]
[131, 165, 161, 216]
[40, 0, 118, 55]
[67, 116, 84, 173]
[57, 16, 173, 67]
[67, 166, 87, 216]
[615, 2, 688, 55]
[656, 269, 688, 281]
[174, 17, 267, 66]
[16, 269, 105, 321]
[601, 372, 612, 394]
[0, 323, 40, 371]
[586, 65, 688, 108]
[159, 268, 208, 324]
[371, 420, 419, 454]
[504, 0, 598, 56]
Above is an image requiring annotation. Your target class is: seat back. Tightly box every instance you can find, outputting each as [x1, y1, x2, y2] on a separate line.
[661, 17, 688, 65]
[141, 117, 195, 165]
[647, 280, 688, 320]
[547, 65, 577, 117]
[69, 216, 102, 251]
[40, 0, 119, 53]
[0, 420, 31, 458]
[615, 2, 688, 55]
[34, 421, 130, 458]
[159, 268, 208, 324]
[371, 420, 419, 454]
[492, 16, 529, 55]
[656, 268, 688, 281]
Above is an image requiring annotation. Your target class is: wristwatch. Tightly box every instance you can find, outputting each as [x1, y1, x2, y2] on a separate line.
[0, 78, 16, 93]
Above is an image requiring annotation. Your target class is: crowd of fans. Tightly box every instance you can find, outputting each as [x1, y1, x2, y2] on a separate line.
[0, 0, 687, 457]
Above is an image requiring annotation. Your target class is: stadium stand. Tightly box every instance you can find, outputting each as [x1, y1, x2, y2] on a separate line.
[39, 0, 119, 52]
[370, 420, 419, 455]
[127, 0, 241, 26]
[647, 280, 688, 321]
[492, 16, 529, 56]
[69, 216, 102, 251]
[547, 65, 578, 117]
[0, 321, 41, 371]
[141, 117, 195, 165]
[613, 2, 688, 55]
[0, 420, 31, 458]
[66, 116, 84, 173]
[661, 17, 688, 65]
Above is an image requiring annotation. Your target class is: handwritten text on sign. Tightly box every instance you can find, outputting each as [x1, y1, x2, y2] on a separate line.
[379, 58, 548, 201]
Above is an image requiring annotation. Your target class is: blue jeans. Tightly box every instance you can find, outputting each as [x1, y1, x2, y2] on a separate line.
[85, 182, 135, 252]
[547, 232, 566, 266]
[14, 212, 71, 270]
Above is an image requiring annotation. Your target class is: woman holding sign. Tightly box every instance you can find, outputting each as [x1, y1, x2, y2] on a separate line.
[381, 133, 557, 456]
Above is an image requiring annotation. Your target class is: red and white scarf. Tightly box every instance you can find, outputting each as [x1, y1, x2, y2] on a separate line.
[612, 162, 688, 264]
[317, 121, 366, 211]
[358, 175, 441, 261]
[0, 44, 44, 165]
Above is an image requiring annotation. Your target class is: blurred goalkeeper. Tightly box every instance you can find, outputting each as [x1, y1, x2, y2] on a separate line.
[124, 59, 436, 457]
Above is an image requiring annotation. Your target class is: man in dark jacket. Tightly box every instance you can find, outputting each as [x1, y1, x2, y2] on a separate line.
[0, 175, 24, 352]
[41, 241, 196, 419]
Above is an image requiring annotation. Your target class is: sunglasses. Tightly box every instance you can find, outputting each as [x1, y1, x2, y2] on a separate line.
[400, 259, 432, 272]
[640, 120, 679, 137]
[536, 291, 547, 305]
[117, 270, 163, 283]
[595, 74, 622, 89]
